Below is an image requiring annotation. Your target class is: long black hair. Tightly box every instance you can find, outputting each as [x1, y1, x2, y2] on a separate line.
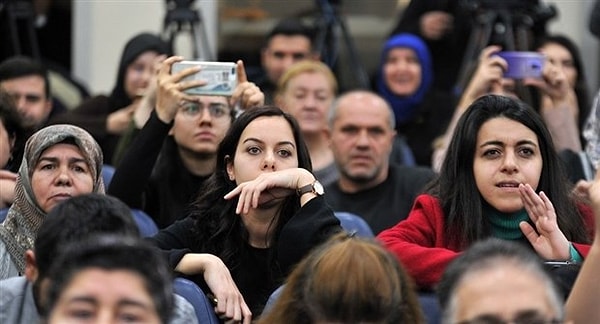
[532, 34, 591, 144]
[190, 106, 312, 270]
[109, 33, 169, 111]
[429, 95, 589, 248]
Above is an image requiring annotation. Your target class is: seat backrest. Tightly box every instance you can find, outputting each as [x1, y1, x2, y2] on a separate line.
[390, 135, 416, 167]
[0, 208, 9, 223]
[101, 164, 116, 188]
[418, 291, 442, 324]
[334, 212, 374, 238]
[130, 209, 159, 237]
[262, 284, 284, 315]
[173, 278, 220, 324]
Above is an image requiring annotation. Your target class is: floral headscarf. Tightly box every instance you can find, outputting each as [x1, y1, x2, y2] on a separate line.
[0, 124, 104, 274]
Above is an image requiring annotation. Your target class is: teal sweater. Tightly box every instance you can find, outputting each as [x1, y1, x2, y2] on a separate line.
[486, 206, 582, 262]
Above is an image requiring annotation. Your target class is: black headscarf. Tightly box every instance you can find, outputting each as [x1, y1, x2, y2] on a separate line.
[109, 33, 170, 110]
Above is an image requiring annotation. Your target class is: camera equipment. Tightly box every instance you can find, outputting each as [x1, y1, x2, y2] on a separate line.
[162, 0, 213, 60]
[454, 0, 557, 93]
[0, 0, 40, 59]
[312, 0, 369, 89]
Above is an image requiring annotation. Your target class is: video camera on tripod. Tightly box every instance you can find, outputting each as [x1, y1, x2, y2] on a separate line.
[163, 0, 213, 60]
[454, 0, 557, 92]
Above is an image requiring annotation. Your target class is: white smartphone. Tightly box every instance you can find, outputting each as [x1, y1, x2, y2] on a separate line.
[171, 61, 237, 96]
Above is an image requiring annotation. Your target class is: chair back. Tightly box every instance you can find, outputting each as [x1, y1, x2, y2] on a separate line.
[101, 164, 116, 188]
[173, 277, 220, 323]
[0, 208, 8, 223]
[130, 209, 159, 237]
[334, 212, 374, 237]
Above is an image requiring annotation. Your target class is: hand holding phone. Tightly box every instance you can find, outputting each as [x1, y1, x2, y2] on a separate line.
[495, 51, 544, 79]
[171, 61, 238, 96]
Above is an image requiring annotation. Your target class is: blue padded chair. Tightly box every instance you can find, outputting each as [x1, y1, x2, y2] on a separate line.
[263, 284, 284, 315]
[334, 212, 374, 238]
[130, 209, 159, 237]
[391, 135, 416, 167]
[0, 208, 8, 223]
[418, 291, 441, 324]
[101, 164, 116, 188]
[173, 278, 220, 324]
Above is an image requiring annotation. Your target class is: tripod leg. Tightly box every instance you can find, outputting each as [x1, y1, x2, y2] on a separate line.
[195, 16, 214, 61]
[188, 24, 201, 59]
[6, 2, 41, 59]
[7, 9, 22, 54]
[454, 12, 497, 95]
[499, 11, 516, 51]
[314, 16, 335, 68]
[336, 16, 369, 88]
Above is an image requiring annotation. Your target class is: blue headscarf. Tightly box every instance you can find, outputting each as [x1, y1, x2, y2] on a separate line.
[377, 33, 433, 125]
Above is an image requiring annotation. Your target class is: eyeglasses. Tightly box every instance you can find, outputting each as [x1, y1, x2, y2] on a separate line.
[457, 314, 562, 324]
[179, 102, 231, 119]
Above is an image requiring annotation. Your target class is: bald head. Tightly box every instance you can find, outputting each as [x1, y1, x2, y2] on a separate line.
[329, 91, 395, 130]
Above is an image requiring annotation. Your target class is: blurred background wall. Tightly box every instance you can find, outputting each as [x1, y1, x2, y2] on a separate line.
[64, 0, 599, 96]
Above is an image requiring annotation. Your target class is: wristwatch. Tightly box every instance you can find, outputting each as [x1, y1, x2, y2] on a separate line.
[297, 180, 325, 197]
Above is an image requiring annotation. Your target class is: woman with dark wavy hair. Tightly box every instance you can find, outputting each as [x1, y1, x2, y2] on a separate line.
[379, 95, 594, 291]
[150, 106, 341, 322]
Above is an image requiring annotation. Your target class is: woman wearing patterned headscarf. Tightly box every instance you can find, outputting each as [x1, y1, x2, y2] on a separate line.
[376, 33, 457, 167]
[0, 124, 104, 279]
[50, 33, 170, 163]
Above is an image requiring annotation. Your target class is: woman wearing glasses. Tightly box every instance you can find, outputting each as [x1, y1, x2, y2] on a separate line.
[107, 56, 264, 229]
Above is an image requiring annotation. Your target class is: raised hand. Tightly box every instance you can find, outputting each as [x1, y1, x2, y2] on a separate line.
[420, 11, 453, 40]
[518, 183, 571, 260]
[463, 45, 507, 101]
[229, 60, 264, 111]
[106, 103, 136, 135]
[155, 56, 207, 123]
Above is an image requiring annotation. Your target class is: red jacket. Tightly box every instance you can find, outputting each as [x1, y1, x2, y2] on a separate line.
[377, 194, 595, 290]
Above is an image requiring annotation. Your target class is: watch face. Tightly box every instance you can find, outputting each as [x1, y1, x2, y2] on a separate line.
[314, 181, 325, 195]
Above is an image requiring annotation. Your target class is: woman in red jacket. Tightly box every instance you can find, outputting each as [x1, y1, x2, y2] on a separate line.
[378, 94, 594, 290]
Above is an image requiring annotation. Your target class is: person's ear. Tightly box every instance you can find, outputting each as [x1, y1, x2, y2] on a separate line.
[24, 250, 39, 282]
[225, 155, 235, 181]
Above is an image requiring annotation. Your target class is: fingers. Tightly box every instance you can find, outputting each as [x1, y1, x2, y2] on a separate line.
[159, 56, 183, 77]
[214, 292, 251, 323]
[519, 183, 539, 222]
[236, 60, 247, 83]
[519, 220, 539, 245]
[0, 170, 17, 180]
[230, 81, 264, 110]
[242, 303, 252, 324]
[480, 45, 503, 61]
[539, 191, 556, 217]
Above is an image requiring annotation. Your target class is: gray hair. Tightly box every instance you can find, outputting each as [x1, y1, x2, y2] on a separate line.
[438, 239, 564, 324]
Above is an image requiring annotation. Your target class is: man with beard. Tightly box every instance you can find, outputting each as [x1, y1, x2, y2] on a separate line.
[325, 90, 435, 234]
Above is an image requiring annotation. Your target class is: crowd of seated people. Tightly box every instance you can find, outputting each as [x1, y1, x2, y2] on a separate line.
[0, 4, 598, 323]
